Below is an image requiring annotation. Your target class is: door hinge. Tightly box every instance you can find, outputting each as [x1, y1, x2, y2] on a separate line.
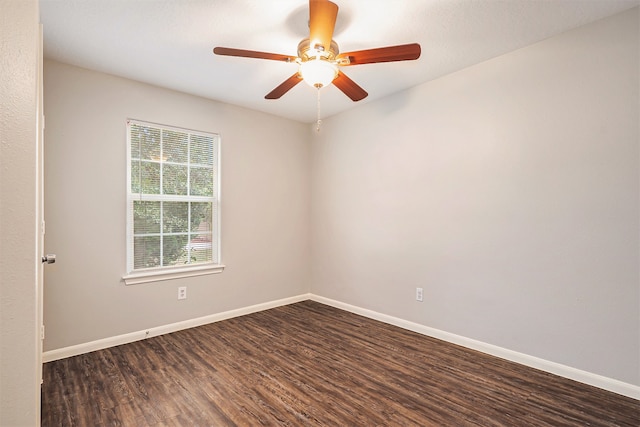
[40, 325, 45, 340]
[41, 220, 45, 235]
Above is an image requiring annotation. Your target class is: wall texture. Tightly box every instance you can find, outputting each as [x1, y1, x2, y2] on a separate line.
[0, 0, 41, 425]
[311, 8, 639, 385]
[43, 61, 311, 351]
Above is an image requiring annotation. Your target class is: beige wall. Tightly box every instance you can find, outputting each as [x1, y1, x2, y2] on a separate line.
[311, 8, 639, 385]
[0, 0, 41, 425]
[43, 61, 311, 350]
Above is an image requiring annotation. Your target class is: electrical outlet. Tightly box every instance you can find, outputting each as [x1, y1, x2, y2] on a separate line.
[416, 287, 423, 302]
[178, 286, 187, 300]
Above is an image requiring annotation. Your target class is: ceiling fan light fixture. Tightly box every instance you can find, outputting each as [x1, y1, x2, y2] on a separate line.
[299, 59, 338, 89]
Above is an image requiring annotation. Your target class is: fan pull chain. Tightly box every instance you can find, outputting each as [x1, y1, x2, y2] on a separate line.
[316, 88, 322, 132]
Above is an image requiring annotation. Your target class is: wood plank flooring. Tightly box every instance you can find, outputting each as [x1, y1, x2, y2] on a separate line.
[42, 300, 640, 426]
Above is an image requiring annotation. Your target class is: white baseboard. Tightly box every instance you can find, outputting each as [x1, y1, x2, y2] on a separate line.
[43, 292, 639, 400]
[309, 294, 640, 400]
[42, 293, 311, 363]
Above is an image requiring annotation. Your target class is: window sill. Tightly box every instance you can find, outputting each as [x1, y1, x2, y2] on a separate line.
[122, 264, 225, 285]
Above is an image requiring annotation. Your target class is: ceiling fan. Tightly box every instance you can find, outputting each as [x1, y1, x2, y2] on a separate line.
[213, 0, 421, 102]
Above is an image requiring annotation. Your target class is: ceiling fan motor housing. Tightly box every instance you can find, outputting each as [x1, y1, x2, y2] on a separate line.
[297, 38, 339, 61]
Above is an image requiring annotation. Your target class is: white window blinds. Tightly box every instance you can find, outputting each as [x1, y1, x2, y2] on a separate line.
[126, 120, 220, 274]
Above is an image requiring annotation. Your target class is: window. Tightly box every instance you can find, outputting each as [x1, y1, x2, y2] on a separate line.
[124, 120, 222, 285]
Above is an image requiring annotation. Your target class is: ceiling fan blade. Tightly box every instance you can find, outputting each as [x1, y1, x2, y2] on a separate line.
[309, 0, 338, 53]
[213, 47, 296, 62]
[338, 43, 421, 65]
[333, 71, 368, 102]
[265, 73, 303, 99]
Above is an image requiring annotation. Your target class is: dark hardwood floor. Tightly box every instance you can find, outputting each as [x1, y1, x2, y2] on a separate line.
[42, 300, 639, 426]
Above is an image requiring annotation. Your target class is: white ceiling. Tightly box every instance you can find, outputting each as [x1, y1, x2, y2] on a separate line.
[40, 0, 639, 123]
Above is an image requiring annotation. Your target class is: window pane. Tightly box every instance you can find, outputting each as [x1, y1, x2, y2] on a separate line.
[131, 161, 140, 193]
[163, 234, 189, 266]
[134, 201, 161, 234]
[163, 201, 188, 233]
[191, 134, 213, 165]
[163, 130, 188, 163]
[130, 124, 160, 161]
[188, 233, 213, 263]
[190, 167, 213, 196]
[134, 236, 161, 269]
[138, 161, 160, 194]
[162, 164, 188, 195]
[190, 202, 212, 232]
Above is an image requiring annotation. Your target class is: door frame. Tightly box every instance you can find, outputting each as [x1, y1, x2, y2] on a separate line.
[36, 23, 44, 390]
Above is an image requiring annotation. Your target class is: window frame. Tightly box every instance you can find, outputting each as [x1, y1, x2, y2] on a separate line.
[123, 119, 224, 285]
